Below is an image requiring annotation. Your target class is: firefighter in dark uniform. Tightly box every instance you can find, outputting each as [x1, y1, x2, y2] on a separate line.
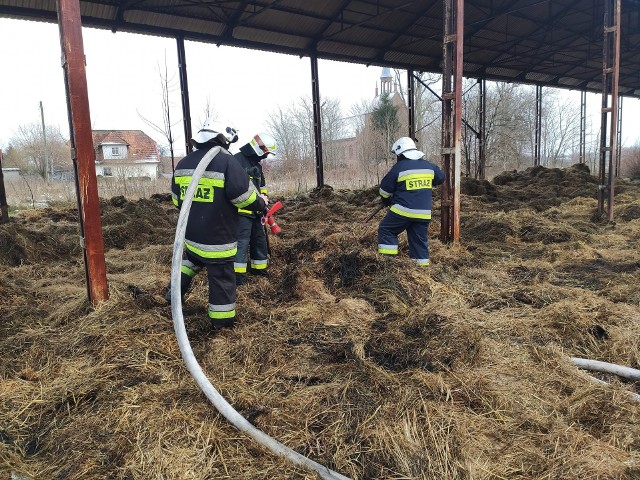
[233, 132, 277, 286]
[167, 118, 267, 329]
[378, 137, 445, 266]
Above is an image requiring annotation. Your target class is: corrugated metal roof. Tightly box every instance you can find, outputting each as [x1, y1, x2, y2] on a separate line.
[1, 0, 639, 98]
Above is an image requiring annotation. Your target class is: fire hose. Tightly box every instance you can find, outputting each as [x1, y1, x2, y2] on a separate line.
[571, 357, 640, 402]
[170, 146, 350, 480]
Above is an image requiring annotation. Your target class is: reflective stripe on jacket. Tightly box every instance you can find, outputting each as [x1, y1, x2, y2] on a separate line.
[234, 148, 266, 217]
[379, 157, 445, 221]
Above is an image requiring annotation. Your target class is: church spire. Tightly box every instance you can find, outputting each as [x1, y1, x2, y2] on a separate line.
[380, 67, 393, 95]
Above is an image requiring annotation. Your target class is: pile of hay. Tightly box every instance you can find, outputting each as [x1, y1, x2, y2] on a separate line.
[1, 165, 639, 479]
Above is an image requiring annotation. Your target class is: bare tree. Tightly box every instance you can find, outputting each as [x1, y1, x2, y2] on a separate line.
[620, 142, 640, 179]
[138, 51, 181, 172]
[267, 95, 345, 189]
[539, 90, 581, 167]
[8, 123, 70, 179]
[370, 92, 400, 170]
[197, 94, 217, 128]
[394, 69, 442, 158]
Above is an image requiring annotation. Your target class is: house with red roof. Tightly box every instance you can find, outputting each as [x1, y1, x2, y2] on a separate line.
[92, 130, 159, 178]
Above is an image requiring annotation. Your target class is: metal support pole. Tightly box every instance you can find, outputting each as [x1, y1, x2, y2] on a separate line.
[57, 0, 109, 305]
[578, 91, 586, 164]
[310, 55, 324, 188]
[407, 69, 415, 140]
[0, 149, 9, 224]
[478, 78, 486, 179]
[176, 35, 193, 158]
[534, 85, 542, 166]
[440, 0, 463, 243]
[40, 101, 49, 181]
[597, 0, 621, 221]
[616, 95, 623, 177]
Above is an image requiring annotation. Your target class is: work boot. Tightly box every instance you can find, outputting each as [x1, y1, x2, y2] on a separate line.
[249, 268, 269, 277]
[236, 274, 247, 286]
[210, 318, 235, 330]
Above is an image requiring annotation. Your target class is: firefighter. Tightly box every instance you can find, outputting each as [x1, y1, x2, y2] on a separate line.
[167, 117, 267, 329]
[377, 137, 445, 266]
[233, 132, 277, 286]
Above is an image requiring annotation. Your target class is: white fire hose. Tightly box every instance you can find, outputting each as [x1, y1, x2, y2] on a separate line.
[170, 146, 351, 480]
[571, 357, 640, 402]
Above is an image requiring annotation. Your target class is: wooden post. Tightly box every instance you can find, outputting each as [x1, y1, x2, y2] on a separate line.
[57, 0, 109, 304]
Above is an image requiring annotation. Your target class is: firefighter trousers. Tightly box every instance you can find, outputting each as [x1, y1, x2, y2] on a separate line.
[177, 250, 237, 326]
[235, 215, 268, 279]
[377, 211, 431, 266]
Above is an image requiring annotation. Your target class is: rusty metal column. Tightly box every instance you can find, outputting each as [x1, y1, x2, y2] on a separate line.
[407, 69, 415, 140]
[177, 35, 193, 158]
[0, 149, 9, 224]
[579, 90, 587, 164]
[57, 0, 109, 305]
[597, 0, 621, 221]
[478, 78, 486, 179]
[534, 85, 542, 166]
[440, 0, 463, 243]
[310, 55, 324, 188]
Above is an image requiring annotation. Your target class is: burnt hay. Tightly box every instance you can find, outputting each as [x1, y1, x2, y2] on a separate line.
[1, 164, 640, 480]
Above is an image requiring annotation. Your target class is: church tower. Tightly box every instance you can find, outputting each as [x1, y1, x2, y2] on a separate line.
[380, 67, 393, 95]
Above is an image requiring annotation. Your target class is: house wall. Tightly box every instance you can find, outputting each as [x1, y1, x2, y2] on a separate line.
[96, 163, 158, 179]
[1, 168, 21, 180]
[101, 143, 128, 160]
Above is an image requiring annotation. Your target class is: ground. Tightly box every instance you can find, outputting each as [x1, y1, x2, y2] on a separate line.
[1, 164, 639, 480]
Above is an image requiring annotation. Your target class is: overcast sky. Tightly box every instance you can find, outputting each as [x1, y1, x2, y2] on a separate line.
[0, 17, 386, 156]
[1, 16, 639, 157]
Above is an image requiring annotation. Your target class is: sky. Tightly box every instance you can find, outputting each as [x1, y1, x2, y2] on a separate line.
[1, 16, 639, 157]
[0, 17, 384, 156]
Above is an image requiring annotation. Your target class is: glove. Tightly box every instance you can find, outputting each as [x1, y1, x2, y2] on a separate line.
[259, 194, 269, 206]
[381, 196, 392, 207]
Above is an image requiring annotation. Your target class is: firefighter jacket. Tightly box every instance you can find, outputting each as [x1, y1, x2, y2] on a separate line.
[234, 144, 267, 218]
[171, 144, 266, 263]
[379, 157, 445, 221]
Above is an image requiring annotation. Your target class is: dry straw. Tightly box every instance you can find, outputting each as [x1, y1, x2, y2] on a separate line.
[1, 166, 639, 479]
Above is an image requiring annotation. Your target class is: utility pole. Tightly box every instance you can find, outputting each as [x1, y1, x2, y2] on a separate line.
[39, 101, 49, 181]
[0, 149, 9, 224]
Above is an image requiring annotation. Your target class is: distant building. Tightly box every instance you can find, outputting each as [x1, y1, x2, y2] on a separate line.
[1, 167, 21, 180]
[92, 130, 160, 178]
[333, 67, 408, 168]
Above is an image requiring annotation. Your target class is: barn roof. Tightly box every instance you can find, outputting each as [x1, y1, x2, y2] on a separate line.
[1, 0, 639, 97]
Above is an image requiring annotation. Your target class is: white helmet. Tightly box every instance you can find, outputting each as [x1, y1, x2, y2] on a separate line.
[391, 137, 424, 160]
[248, 132, 277, 157]
[192, 117, 239, 146]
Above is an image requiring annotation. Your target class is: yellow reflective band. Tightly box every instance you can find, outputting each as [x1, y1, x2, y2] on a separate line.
[378, 248, 398, 255]
[238, 208, 253, 214]
[186, 243, 237, 259]
[250, 263, 267, 270]
[398, 173, 434, 191]
[397, 172, 434, 182]
[181, 265, 197, 277]
[260, 188, 268, 194]
[172, 196, 179, 206]
[208, 309, 236, 319]
[390, 205, 431, 220]
[234, 266, 247, 273]
[235, 190, 257, 209]
[175, 177, 224, 202]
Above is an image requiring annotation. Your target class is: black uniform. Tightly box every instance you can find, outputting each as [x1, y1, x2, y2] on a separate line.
[233, 144, 269, 284]
[170, 143, 265, 328]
